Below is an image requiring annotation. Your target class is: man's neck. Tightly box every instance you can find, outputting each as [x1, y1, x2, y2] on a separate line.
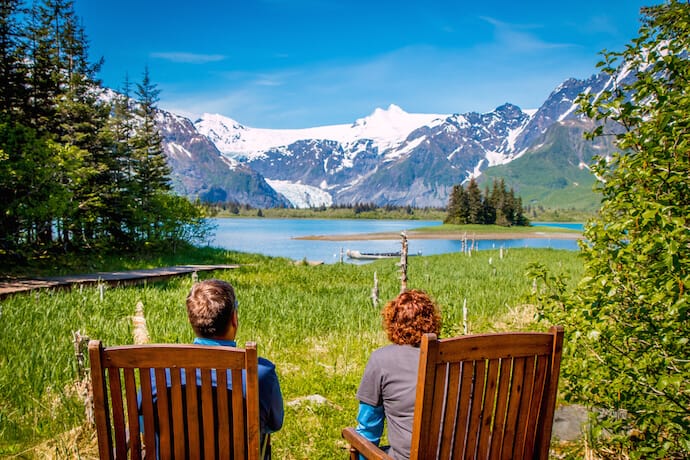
[193, 337, 237, 347]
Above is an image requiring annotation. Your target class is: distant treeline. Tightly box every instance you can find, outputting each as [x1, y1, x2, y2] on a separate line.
[445, 178, 529, 226]
[0, 0, 209, 263]
[209, 202, 447, 220]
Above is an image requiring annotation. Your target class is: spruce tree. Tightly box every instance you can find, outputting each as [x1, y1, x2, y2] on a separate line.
[131, 66, 171, 240]
[444, 184, 463, 224]
[482, 185, 496, 224]
[466, 178, 484, 224]
[19, 0, 112, 248]
[105, 75, 138, 245]
[490, 178, 509, 226]
[0, 0, 28, 119]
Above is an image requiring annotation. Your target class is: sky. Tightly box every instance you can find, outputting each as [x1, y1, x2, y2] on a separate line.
[74, 0, 652, 129]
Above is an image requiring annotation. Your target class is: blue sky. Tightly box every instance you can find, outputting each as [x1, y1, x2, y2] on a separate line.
[75, 0, 651, 129]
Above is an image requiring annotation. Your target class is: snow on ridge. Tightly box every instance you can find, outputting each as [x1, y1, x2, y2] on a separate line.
[219, 155, 240, 171]
[167, 142, 192, 159]
[485, 150, 510, 167]
[505, 123, 526, 152]
[266, 179, 333, 208]
[384, 135, 427, 162]
[195, 104, 448, 160]
[557, 103, 579, 122]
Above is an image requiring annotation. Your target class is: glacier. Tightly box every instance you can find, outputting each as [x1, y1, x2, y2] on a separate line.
[265, 179, 333, 208]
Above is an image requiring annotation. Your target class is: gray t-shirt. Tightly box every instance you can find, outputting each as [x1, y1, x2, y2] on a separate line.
[356, 344, 420, 460]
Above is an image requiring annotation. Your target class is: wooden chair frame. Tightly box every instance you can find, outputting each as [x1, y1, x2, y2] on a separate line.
[89, 340, 261, 460]
[343, 326, 564, 460]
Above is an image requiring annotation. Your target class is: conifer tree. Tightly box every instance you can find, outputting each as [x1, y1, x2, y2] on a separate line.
[444, 184, 466, 224]
[131, 66, 172, 240]
[0, 0, 28, 118]
[490, 178, 509, 226]
[105, 75, 138, 245]
[466, 178, 484, 224]
[19, 0, 111, 247]
[443, 184, 463, 224]
[445, 178, 529, 226]
[482, 185, 496, 224]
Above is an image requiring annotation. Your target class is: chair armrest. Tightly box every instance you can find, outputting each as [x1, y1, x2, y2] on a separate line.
[341, 427, 394, 460]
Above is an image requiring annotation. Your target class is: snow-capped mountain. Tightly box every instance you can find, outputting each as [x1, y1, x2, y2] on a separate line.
[195, 104, 446, 160]
[191, 103, 535, 207]
[157, 111, 290, 208]
[159, 68, 628, 209]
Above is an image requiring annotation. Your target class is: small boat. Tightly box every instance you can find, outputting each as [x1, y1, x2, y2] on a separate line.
[346, 249, 404, 260]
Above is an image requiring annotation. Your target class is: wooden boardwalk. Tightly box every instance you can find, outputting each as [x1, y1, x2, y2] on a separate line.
[0, 264, 239, 299]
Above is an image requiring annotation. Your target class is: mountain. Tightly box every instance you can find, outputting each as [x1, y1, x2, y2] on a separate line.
[195, 104, 446, 160]
[480, 119, 613, 210]
[157, 111, 290, 208]
[476, 69, 633, 209]
[158, 68, 631, 209]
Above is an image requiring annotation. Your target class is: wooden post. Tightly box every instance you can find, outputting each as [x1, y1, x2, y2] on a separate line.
[72, 330, 94, 424]
[371, 271, 379, 307]
[399, 232, 408, 293]
[72, 330, 90, 380]
[98, 278, 105, 301]
[462, 299, 468, 335]
[132, 301, 150, 344]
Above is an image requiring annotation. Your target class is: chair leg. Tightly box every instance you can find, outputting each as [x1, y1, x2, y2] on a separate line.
[349, 446, 359, 460]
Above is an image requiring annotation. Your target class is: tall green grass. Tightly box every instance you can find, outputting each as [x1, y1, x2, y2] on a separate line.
[0, 248, 582, 458]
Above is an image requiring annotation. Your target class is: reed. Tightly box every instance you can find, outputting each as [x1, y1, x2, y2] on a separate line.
[0, 247, 582, 458]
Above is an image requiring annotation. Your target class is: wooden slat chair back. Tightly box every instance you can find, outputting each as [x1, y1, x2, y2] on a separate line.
[343, 326, 564, 460]
[89, 340, 261, 460]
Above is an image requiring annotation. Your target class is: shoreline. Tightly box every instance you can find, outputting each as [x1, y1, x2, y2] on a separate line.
[294, 230, 583, 241]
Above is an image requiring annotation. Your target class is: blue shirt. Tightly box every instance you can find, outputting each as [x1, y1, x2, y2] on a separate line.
[192, 337, 284, 435]
[140, 338, 284, 458]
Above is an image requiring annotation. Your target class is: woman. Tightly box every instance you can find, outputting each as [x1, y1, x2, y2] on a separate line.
[355, 289, 442, 460]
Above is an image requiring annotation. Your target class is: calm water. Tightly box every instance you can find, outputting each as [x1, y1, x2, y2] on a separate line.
[207, 218, 581, 264]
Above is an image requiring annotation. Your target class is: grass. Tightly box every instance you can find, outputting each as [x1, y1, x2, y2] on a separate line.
[0, 246, 583, 458]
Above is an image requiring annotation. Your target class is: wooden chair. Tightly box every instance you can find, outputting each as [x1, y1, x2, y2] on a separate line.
[89, 340, 262, 460]
[343, 326, 564, 459]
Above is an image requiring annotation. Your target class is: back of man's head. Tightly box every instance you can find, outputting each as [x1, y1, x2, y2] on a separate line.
[186, 279, 237, 338]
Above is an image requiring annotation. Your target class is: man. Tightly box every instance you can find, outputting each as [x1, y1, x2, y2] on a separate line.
[143, 279, 283, 458]
[185, 279, 284, 458]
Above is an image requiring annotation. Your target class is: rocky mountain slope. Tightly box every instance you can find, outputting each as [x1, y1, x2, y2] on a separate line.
[158, 111, 290, 208]
[157, 67, 630, 209]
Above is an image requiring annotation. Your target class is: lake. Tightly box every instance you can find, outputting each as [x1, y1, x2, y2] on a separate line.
[206, 218, 582, 264]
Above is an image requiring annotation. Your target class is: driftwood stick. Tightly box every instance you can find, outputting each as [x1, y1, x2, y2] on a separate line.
[72, 330, 90, 380]
[72, 330, 94, 424]
[399, 232, 408, 293]
[371, 271, 379, 307]
[132, 301, 150, 344]
[463, 299, 468, 335]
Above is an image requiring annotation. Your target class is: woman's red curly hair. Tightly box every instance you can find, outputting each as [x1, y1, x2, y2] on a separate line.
[382, 289, 441, 346]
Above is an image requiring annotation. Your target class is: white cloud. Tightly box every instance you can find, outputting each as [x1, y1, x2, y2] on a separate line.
[480, 16, 575, 51]
[158, 28, 595, 129]
[151, 52, 226, 64]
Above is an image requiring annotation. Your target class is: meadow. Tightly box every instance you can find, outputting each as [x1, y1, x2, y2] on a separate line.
[0, 247, 583, 458]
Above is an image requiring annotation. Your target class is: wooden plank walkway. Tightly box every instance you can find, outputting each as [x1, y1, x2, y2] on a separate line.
[0, 264, 239, 299]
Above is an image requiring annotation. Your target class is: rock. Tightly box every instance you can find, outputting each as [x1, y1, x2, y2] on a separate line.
[552, 404, 588, 441]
